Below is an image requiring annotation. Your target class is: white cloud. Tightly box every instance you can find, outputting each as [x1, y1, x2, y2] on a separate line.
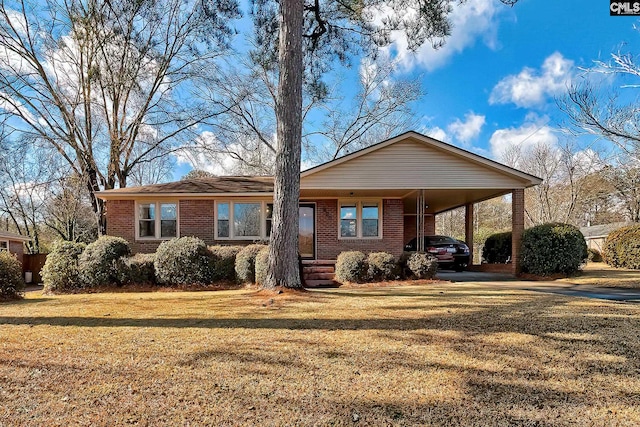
[425, 126, 448, 142]
[489, 115, 558, 159]
[489, 52, 574, 108]
[447, 112, 485, 144]
[383, 0, 505, 72]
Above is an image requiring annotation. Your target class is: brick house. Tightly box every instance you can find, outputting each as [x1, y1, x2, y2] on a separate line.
[0, 230, 30, 266]
[97, 131, 541, 275]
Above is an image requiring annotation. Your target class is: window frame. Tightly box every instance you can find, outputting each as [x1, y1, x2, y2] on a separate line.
[337, 199, 383, 240]
[135, 201, 180, 241]
[215, 200, 270, 241]
[0, 240, 8, 251]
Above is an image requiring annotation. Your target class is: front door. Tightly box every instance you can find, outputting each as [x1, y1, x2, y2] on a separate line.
[299, 203, 315, 259]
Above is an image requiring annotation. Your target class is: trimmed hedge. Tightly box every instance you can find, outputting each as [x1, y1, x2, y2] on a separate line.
[482, 231, 512, 264]
[587, 248, 603, 263]
[254, 247, 270, 286]
[79, 236, 131, 287]
[235, 244, 267, 284]
[367, 252, 398, 281]
[405, 252, 438, 279]
[42, 241, 86, 292]
[125, 253, 156, 285]
[603, 224, 640, 269]
[209, 245, 243, 281]
[335, 251, 367, 283]
[155, 237, 213, 285]
[0, 251, 24, 300]
[520, 223, 587, 276]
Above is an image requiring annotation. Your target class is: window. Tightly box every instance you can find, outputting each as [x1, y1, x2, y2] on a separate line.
[0, 241, 8, 251]
[234, 202, 261, 237]
[217, 202, 230, 238]
[137, 202, 178, 239]
[340, 204, 357, 238]
[266, 203, 273, 237]
[339, 201, 381, 239]
[216, 201, 269, 240]
[362, 203, 379, 237]
[160, 204, 177, 238]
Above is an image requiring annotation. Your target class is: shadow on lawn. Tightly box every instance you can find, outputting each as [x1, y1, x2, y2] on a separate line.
[1, 294, 638, 337]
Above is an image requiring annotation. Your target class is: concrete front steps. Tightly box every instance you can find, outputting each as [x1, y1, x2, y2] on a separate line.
[302, 260, 337, 287]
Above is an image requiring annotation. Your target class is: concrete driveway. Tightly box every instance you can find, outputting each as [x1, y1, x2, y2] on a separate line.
[436, 270, 640, 303]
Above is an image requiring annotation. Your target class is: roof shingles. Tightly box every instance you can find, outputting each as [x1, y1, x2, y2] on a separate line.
[99, 176, 273, 196]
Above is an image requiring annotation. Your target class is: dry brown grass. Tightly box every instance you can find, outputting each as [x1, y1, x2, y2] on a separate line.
[1, 283, 639, 426]
[560, 262, 640, 288]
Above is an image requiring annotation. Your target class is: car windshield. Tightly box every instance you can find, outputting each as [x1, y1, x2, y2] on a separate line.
[425, 236, 458, 245]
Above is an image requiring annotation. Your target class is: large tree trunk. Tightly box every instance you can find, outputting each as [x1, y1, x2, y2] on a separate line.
[264, 0, 304, 289]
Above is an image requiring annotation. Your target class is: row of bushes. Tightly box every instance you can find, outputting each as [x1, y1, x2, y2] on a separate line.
[482, 222, 640, 274]
[334, 251, 438, 283]
[41, 236, 272, 293]
[482, 223, 588, 276]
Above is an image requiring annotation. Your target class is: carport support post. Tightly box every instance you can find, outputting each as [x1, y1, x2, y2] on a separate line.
[464, 203, 474, 265]
[512, 189, 525, 275]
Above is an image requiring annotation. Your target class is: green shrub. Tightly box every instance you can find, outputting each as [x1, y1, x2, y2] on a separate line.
[482, 231, 512, 264]
[602, 224, 640, 269]
[155, 237, 213, 285]
[254, 247, 270, 286]
[235, 244, 267, 284]
[335, 251, 367, 283]
[42, 241, 86, 292]
[79, 236, 130, 287]
[405, 252, 438, 279]
[0, 251, 24, 300]
[520, 223, 587, 276]
[208, 245, 243, 281]
[125, 253, 156, 285]
[367, 252, 398, 281]
[587, 248, 603, 263]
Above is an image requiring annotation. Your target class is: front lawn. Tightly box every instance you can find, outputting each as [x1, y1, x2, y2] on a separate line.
[1, 283, 639, 425]
[560, 262, 640, 288]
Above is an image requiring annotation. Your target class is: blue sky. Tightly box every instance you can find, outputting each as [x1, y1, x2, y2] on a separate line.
[171, 0, 638, 178]
[375, 0, 637, 160]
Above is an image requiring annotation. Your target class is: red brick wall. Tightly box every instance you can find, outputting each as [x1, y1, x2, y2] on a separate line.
[8, 241, 23, 265]
[179, 200, 216, 245]
[512, 188, 525, 275]
[403, 214, 435, 244]
[107, 198, 406, 258]
[106, 199, 261, 254]
[315, 199, 404, 259]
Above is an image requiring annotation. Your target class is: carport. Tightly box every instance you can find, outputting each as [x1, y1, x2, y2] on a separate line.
[300, 131, 542, 275]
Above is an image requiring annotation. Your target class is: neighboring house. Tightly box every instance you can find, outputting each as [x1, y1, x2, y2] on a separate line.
[97, 131, 542, 274]
[580, 222, 633, 252]
[0, 230, 31, 265]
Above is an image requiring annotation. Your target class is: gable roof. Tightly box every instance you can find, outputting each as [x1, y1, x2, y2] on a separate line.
[580, 222, 635, 238]
[96, 176, 273, 199]
[301, 131, 542, 186]
[97, 131, 542, 199]
[0, 230, 31, 242]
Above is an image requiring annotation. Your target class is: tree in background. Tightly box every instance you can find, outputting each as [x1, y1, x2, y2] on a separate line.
[196, 51, 422, 174]
[500, 140, 602, 226]
[0, 0, 239, 231]
[561, 34, 640, 160]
